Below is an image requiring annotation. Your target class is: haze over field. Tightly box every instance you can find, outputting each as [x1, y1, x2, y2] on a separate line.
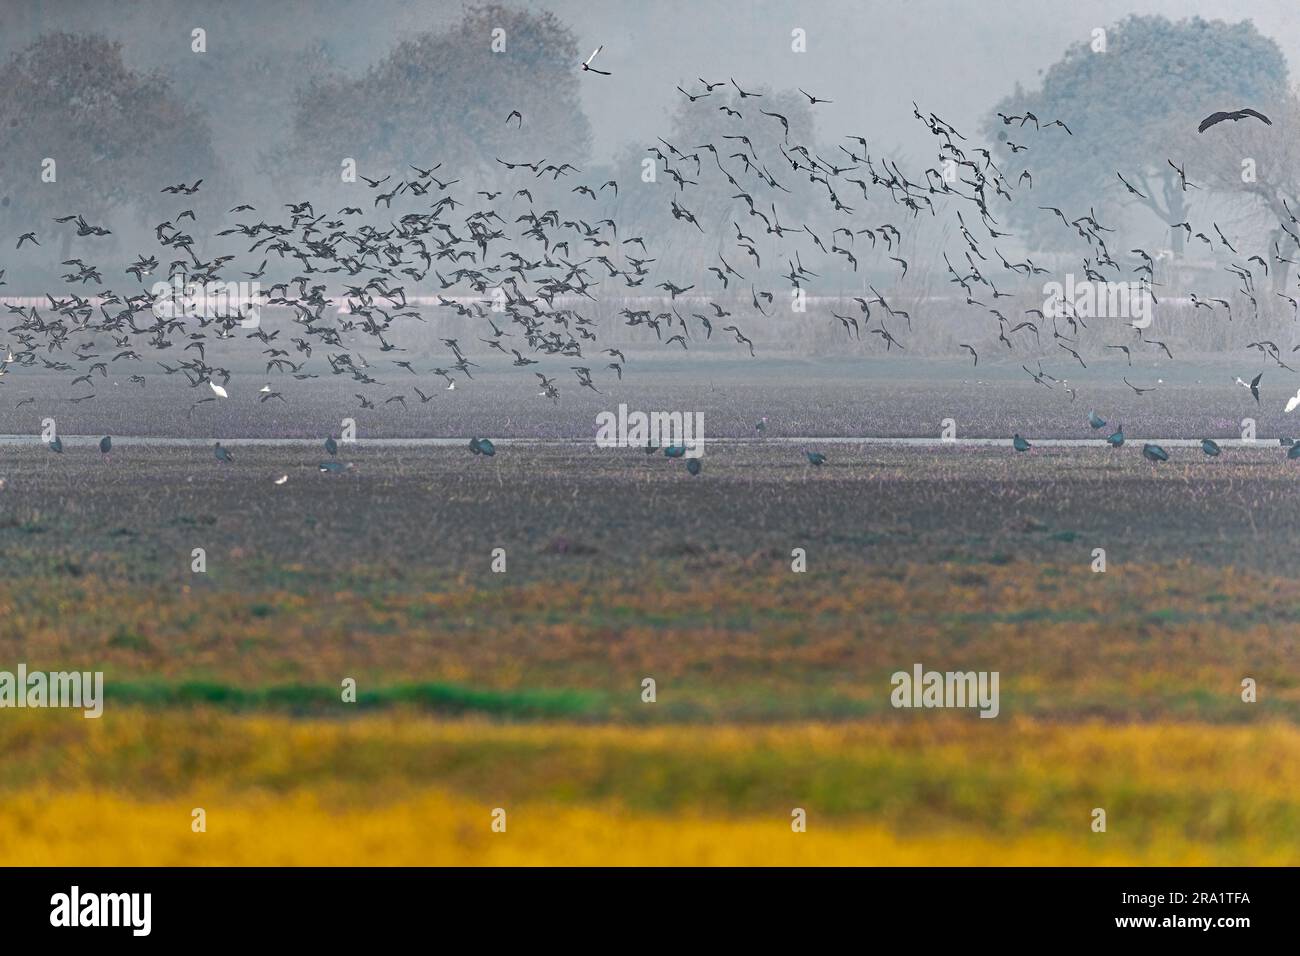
[3, 1, 1300, 264]
[8, 0, 1300, 164]
[0, 1, 1297, 874]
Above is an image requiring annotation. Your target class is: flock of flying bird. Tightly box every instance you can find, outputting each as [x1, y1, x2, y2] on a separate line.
[0, 44, 1294, 470]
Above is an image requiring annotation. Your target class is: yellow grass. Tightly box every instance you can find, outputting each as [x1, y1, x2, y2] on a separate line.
[5, 790, 1286, 866]
[1, 711, 1297, 865]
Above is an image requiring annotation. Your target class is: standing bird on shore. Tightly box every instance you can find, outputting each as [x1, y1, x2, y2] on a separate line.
[99, 435, 112, 462]
[804, 449, 826, 466]
[325, 436, 338, 457]
[48, 435, 63, 453]
[1012, 434, 1031, 452]
[1142, 443, 1168, 463]
[214, 442, 233, 463]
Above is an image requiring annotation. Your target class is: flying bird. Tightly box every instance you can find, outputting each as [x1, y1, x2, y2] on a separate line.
[581, 46, 610, 75]
[1198, 108, 1272, 133]
[798, 88, 832, 105]
[1116, 173, 1146, 199]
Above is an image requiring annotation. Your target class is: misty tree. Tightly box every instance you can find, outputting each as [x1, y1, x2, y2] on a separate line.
[984, 15, 1287, 254]
[180, 38, 335, 204]
[1190, 90, 1300, 293]
[0, 33, 224, 262]
[283, 3, 592, 188]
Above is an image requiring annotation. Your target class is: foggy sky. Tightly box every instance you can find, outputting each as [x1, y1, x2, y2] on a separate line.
[4, 0, 1300, 167]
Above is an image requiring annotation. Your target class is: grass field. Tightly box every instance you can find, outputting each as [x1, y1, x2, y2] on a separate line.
[4, 716, 1299, 865]
[0, 438, 1296, 865]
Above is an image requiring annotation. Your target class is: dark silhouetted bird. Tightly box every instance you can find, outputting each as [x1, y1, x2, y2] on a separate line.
[1198, 108, 1272, 133]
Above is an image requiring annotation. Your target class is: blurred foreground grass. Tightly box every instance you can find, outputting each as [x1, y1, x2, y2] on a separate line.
[1, 711, 1297, 865]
